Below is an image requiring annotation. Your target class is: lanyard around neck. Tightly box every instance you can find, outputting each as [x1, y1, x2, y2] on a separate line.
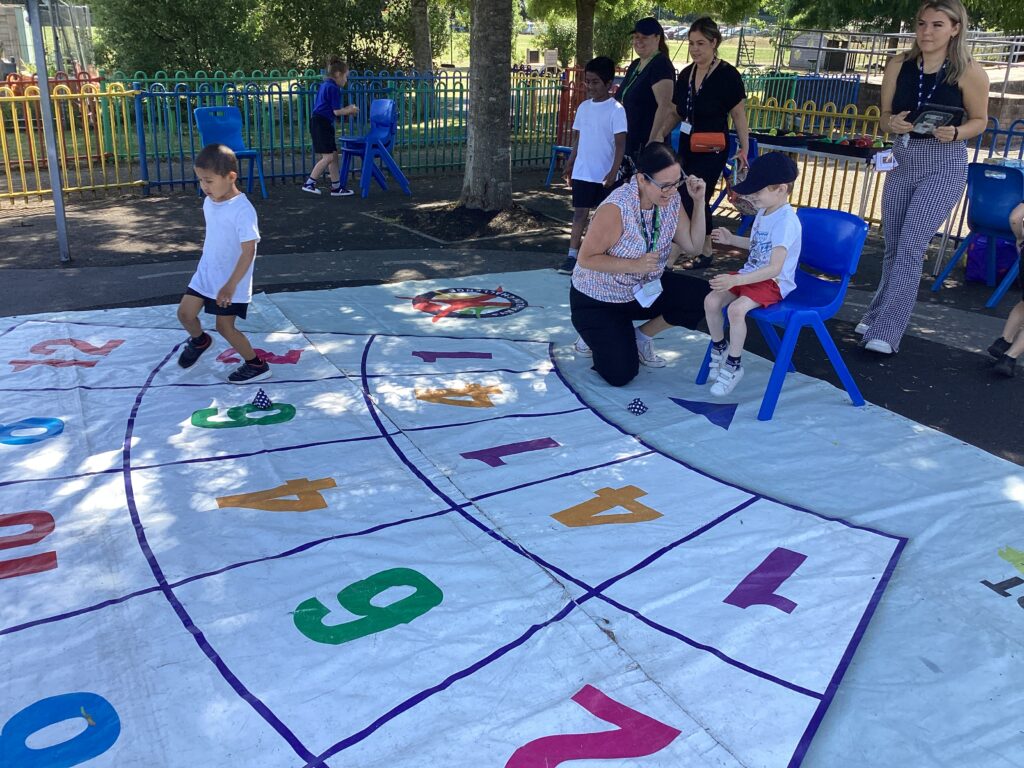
[917, 58, 947, 109]
[687, 58, 718, 120]
[619, 52, 658, 102]
[638, 205, 661, 252]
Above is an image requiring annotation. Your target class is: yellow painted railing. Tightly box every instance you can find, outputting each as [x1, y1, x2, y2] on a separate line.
[0, 83, 143, 204]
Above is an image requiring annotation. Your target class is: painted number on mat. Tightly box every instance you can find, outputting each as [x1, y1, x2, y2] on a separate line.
[505, 684, 681, 767]
[0, 418, 65, 446]
[0, 511, 57, 580]
[0, 692, 120, 767]
[217, 477, 338, 512]
[294, 567, 443, 645]
[10, 338, 124, 372]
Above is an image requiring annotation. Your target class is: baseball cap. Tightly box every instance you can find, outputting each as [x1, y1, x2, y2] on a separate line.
[632, 18, 664, 37]
[732, 152, 799, 194]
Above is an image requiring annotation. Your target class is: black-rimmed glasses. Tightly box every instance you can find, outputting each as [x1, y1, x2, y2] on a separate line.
[643, 173, 686, 191]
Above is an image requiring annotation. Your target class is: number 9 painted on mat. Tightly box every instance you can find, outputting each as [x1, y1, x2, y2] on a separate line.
[294, 567, 443, 645]
[0, 692, 120, 768]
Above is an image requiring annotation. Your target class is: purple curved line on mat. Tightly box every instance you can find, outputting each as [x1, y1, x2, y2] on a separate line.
[121, 344, 318, 764]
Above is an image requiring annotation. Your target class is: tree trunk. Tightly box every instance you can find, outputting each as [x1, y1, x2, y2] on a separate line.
[460, 0, 512, 211]
[575, 0, 596, 66]
[410, 0, 433, 72]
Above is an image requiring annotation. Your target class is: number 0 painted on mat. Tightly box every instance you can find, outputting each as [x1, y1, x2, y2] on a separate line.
[505, 684, 681, 767]
[294, 567, 443, 645]
[0, 692, 120, 767]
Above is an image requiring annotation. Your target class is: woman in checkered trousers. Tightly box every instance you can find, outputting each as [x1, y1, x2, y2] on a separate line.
[859, 0, 988, 355]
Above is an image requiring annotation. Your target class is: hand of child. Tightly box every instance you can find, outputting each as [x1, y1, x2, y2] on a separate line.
[684, 175, 706, 200]
[563, 162, 574, 186]
[343, 105, 359, 117]
[602, 169, 617, 187]
[710, 227, 734, 247]
[216, 286, 234, 307]
[709, 273, 737, 291]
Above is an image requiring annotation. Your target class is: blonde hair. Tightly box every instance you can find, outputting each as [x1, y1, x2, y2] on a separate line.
[326, 55, 349, 77]
[903, 0, 971, 85]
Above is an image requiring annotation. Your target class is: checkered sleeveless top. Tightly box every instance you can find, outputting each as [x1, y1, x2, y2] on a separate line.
[571, 178, 680, 304]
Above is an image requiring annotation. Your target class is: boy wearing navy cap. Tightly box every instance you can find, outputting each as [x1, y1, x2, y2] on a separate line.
[703, 152, 802, 396]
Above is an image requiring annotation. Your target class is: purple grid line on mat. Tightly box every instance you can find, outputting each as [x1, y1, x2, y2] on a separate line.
[363, 366, 549, 379]
[401, 406, 589, 433]
[0, 585, 164, 638]
[120, 343, 319, 764]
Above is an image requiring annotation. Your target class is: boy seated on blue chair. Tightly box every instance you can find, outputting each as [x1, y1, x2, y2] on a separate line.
[988, 201, 1024, 377]
[702, 152, 802, 396]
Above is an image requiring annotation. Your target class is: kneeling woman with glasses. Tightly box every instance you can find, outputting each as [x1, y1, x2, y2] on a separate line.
[570, 142, 710, 386]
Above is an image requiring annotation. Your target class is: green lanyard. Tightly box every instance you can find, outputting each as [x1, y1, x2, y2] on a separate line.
[618, 52, 659, 103]
[638, 206, 661, 252]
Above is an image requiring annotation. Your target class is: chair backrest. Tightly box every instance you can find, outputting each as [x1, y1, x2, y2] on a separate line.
[966, 162, 1024, 235]
[795, 207, 869, 278]
[367, 99, 397, 143]
[194, 106, 247, 153]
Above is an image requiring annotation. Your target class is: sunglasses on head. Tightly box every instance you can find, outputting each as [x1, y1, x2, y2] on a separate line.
[643, 172, 686, 191]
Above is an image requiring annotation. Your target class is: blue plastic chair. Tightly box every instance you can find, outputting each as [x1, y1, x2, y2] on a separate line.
[695, 207, 869, 421]
[932, 163, 1024, 304]
[709, 133, 760, 235]
[338, 99, 411, 199]
[193, 106, 268, 199]
[544, 144, 573, 187]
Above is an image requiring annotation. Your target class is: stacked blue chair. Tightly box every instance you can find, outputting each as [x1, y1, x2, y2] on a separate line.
[338, 99, 411, 199]
[695, 207, 869, 421]
[709, 133, 760, 235]
[931, 163, 1024, 306]
[193, 106, 268, 199]
[544, 145, 573, 187]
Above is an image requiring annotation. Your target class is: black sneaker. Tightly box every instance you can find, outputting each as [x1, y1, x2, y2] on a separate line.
[988, 336, 1011, 360]
[556, 256, 577, 275]
[228, 358, 271, 384]
[330, 186, 355, 197]
[177, 333, 212, 369]
[993, 354, 1017, 378]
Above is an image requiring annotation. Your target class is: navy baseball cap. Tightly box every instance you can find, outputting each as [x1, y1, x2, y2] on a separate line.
[732, 151, 799, 194]
[632, 17, 664, 36]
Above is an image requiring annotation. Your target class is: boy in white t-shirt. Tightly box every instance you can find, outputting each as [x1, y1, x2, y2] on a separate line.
[176, 143, 269, 383]
[704, 152, 802, 396]
[556, 56, 627, 275]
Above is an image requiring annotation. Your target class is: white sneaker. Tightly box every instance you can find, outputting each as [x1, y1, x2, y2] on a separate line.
[710, 364, 744, 396]
[301, 182, 321, 195]
[864, 339, 894, 354]
[636, 333, 666, 368]
[855, 322, 870, 335]
[708, 345, 726, 382]
[573, 337, 592, 357]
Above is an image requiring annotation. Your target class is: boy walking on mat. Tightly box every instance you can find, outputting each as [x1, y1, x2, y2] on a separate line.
[176, 143, 270, 384]
[703, 152, 801, 396]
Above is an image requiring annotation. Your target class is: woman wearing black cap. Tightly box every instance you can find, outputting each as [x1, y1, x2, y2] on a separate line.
[615, 17, 677, 162]
[656, 16, 750, 270]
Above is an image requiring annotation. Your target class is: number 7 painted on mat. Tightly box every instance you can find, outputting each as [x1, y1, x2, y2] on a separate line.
[505, 684, 681, 767]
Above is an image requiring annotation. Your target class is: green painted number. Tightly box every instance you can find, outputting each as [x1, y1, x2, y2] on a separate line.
[191, 403, 296, 429]
[293, 567, 443, 645]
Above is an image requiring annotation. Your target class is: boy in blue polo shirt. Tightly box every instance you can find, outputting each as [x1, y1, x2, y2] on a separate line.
[302, 56, 360, 197]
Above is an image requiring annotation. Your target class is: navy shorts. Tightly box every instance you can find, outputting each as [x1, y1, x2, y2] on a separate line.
[571, 179, 610, 209]
[185, 287, 249, 319]
[309, 115, 337, 154]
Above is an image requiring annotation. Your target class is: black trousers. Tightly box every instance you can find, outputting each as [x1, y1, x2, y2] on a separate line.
[570, 271, 708, 387]
[679, 149, 728, 239]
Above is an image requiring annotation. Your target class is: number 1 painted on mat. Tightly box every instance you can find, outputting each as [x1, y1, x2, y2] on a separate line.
[724, 547, 807, 614]
[505, 684, 681, 767]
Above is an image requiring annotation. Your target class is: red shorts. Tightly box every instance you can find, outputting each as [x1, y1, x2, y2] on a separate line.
[728, 275, 783, 307]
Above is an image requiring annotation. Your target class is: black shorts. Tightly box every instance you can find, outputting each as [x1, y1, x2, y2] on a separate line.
[571, 179, 610, 209]
[185, 287, 249, 318]
[309, 115, 337, 154]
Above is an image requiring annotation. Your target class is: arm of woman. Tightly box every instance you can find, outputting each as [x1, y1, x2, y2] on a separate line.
[648, 79, 676, 144]
[673, 176, 707, 254]
[729, 100, 750, 168]
[880, 55, 913, 135]
[934, 62, 989, 143]
[579, 203, 660, 274]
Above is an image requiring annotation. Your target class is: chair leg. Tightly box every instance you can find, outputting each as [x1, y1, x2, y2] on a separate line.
[931, 235, 973, 292]
[370, 161, 389, 192]
[811, 316, 865, 407]
[255, 156, 268, 199]
[986, 259, 1020, 308]
[359, 148, 373, 198]
[247, 158, 255, 194]
[544, 147, 559, 188]
[377, 145, 411, 195]
[695, 341, 714, 385]
[755, 318, 796, 373]
[757, 321, 803, 421]
[339, 149, 354, 187]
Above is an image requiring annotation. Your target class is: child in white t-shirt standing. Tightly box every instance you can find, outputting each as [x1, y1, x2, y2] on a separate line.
[704, 152, 802, 396]
[176, 143, 270, 384]
[556, 56, 627, 275]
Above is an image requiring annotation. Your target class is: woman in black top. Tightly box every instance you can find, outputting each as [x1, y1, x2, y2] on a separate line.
[657, 16, 750, 270]
[858, 0, 988, 355]
[615, 17, 676, 162]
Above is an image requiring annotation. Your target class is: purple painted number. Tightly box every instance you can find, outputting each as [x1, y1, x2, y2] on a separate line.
[460, 437, 560, 468]
[724, 547, 807, 614]
[412, 351, 494, 363]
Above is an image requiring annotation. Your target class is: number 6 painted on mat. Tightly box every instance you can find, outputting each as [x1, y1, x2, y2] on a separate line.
[505, 684, 681, 767]
[0, 692, 120, 767]
[293, 567, 443, 645]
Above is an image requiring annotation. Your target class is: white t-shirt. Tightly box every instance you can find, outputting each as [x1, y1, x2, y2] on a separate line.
[741, 203, 802, 297]
[571, 97, 628, 183]
[188, 193, 261, 304]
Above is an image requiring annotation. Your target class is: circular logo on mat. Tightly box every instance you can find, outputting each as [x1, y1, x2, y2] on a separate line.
[409, 287, 528, 322]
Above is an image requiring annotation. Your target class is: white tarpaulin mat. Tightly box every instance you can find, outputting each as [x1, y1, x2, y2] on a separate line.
[0, 272, 1020, 768]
